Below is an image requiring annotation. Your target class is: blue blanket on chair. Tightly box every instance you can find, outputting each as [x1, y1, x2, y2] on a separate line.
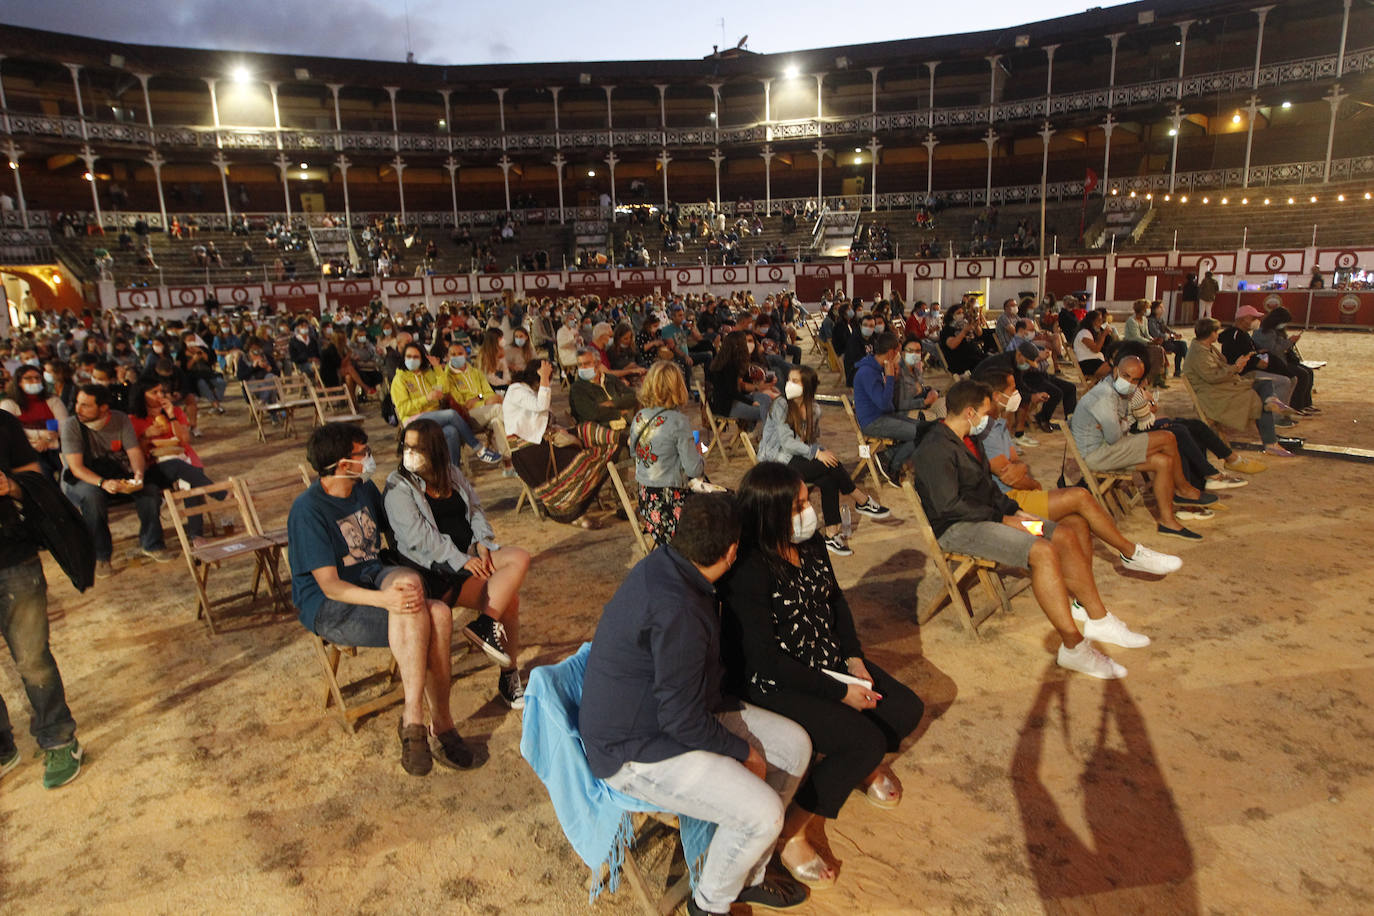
[520, 642, 715, 902]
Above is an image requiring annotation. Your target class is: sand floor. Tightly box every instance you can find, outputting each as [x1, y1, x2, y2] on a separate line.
[1, 329, 1372, 915]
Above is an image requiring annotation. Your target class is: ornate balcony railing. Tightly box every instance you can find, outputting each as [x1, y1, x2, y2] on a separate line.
[2, 46, 1369, 157]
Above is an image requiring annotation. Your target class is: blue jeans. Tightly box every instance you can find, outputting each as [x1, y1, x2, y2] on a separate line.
[861, 413, 924, 475]
[728, 392, 772, 423]
[411, 409, 480, 457]
[148, 460, 220, 538]
[0, 557, 76, 749]
[604, 703, 811, 913]
[62, 478, 165, 561]
[196, 376, 228, 403]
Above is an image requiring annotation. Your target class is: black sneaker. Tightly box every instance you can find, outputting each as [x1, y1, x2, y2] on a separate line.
[685, 897, 727, 916]
[824, 535, 854, 557]
[431, 728, 476, 770]
[498, 669, 526, 711]
[1173, 492, 1218, 506]
[853, 498, 890, 520]
[398, 718, 433, 776]
[1156, 523, 1203, 541]
[736, 876, 809, 910]
[462, 615, 513, 668]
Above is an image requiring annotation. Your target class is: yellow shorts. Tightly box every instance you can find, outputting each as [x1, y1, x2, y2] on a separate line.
[1008, 488, 1050, 519]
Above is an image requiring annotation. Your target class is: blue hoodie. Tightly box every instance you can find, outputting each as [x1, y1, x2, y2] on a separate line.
[852, 353, 896, 429]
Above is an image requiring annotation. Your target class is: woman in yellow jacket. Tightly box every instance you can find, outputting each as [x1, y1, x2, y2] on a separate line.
[391, 342, 503, 465]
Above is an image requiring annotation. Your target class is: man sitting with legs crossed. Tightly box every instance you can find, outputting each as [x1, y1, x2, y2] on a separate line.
[913, 380, 1150, 679]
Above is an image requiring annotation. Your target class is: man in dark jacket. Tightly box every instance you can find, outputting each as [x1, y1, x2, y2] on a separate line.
[580, 494, 810, 916]
[912, 380, 1146, 680]
[569, 348, 637, 429]
[0, 410, 84, 789]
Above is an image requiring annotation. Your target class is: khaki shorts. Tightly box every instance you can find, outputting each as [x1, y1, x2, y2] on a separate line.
[1084, 434, 1149, 471]
[1007, 488, 1050, 518]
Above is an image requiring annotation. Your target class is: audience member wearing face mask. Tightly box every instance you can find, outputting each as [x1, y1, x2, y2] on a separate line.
[390, 343, 502, 466]
[719, 461, 924, 891]
[384, 419, 531, 710]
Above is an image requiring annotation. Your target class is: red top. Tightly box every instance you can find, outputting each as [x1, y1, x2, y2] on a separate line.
[14, 397, 55, 430]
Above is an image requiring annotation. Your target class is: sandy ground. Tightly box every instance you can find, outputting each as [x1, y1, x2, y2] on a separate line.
[2, 329, 1373, 916]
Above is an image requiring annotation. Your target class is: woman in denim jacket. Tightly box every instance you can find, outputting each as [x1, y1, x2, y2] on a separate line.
[628, 362, 704, 546]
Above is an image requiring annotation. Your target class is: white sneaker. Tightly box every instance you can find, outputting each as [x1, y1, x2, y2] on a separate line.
[1176, 508, 1214, 522]
[1070, 598, 1088, 623]
[1015, 433, 1040, 448]
[1082, 611, 1151, 648]
[1205, 475, 1248, 490]
[1057, 640, 1127, 679]
[1121, 544, 1182, 575]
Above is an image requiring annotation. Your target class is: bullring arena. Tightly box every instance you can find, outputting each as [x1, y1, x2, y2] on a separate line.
[2, 0, 1374, 913]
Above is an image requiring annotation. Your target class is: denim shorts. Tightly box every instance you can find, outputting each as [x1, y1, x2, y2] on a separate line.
[311, 565, 407, 648]
[937, 518, 1057, 569]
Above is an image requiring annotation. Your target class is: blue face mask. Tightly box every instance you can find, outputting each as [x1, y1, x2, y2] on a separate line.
[449, 356, 467, 370]
[1112, 375, 1136, 396]
[970, 413, 989, 436]
[404, 357, 422, 372]
[577, 367, 597, 381]
[860, 326, 875, 338]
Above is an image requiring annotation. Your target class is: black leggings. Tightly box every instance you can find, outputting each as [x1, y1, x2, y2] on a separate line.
[747, 660, 923, 819]
[789, 456, 856, 527]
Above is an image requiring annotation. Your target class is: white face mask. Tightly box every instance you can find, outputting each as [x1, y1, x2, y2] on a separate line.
[784, 380, 804, 400]
[335, 454, 377, 479]
[791, 504, 819, 544]
[404, 357, 423, 372]
[1002, 390, 1022, 414]
[402, 450, 427, 473]
[903, 352, 920, 367]
[21, 381, 44, 395]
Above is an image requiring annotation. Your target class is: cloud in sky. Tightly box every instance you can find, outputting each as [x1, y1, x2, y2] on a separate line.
[1, 0, 1132, 65]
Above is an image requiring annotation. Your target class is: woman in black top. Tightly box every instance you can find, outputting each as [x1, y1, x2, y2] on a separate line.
[938, 303, 985, 375]
[721, 462, 924, 890]
[706, 330, 775, 423]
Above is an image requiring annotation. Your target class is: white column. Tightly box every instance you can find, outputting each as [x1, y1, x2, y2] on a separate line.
[79, 145, 102, 226]
[982, 128, 998, 204]
[1101, 114, 1116, 194]
[657, 149, 671, 210]
[327, 83, 344, 132]
[268, 81, 283, 150]
[924, 61, 939, 113]
[760, 145, 775, 213]
[1251, 6, 1274, 89]
[813, 72, 825, 135]
[985, 54, 1001, 123]
[204, 77, 223, 148]
[1106, 33, 1123, 109]
[922, 132, 939, 196]
[761, 78, 773, 123]
[1175, 20, 1195, 98]
[867, 66, 882, 115]
[549, 86, 562, 141]
[602, 85, 615, 129]
[134, 73, 155, 128]
[1036, 122, 1055, 302]
[1338, 0, 1353, 75]
[1242, 95, 1260, 187]
[494, 87, 508, 145]
[439, 88, 452, 135]
[604, 150, 619, 213]
[146, 150, 168, 230]
[551, 151, 566, 223]
[708, 81, 723, 144]
[1043, 44, 1060, 101]
[812, 142, 826, 206]
[335, 154, 352, 227]
[3, 142, 28, 228]
[655, 84, 668, 130]
[385, 86, 400, 152]
[64, 63, 88, 140]
[1323, 84, 1347, 183]
[210, 151, 232, 223]
[441, 156, 459, 227]
[1168, 104, 1184, 193]
[273, 152, 293, 221]
[497, 154, 512, 212]
[0, 55, 10, 134]
[867, 137, 880, 211]
[709, 149, 724, 209]
[392, 155, 408, 220]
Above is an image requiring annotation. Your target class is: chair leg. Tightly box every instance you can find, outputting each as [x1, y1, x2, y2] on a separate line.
[314, 640, 354, 735]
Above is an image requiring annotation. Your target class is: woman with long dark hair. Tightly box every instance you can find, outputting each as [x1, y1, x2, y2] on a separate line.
[128, 377, 222, 539]
[1, 364, 67, 479]
[721, 461, 924, 890]
[706, 330, 774, 424]
[1252, 306, 1317, 413]
[384, 418, 531, 708]
[937, 303, 984, 375]
[758, 364, 890, 556]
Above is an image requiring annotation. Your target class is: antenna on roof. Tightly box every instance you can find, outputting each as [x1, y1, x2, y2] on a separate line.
[404, 0, 416, 63]
[718, 18, 726, 48]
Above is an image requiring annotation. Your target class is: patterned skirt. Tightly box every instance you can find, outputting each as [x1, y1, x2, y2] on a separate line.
[511, 422, 620, 523]
[638, 485, 689, 547]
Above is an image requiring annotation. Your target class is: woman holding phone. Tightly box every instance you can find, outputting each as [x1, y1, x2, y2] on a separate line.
[720, 461, 925, 890]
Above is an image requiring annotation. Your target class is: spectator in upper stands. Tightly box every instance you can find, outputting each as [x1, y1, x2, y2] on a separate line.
[1184, 318, 1294, 459]
[628, 361, 704, 546]
[1069, 355, 1216, 541]
[60, 385, 174, 577]
[580, 493, 812, 916]
[853, 332, 931, 479]
[760, 365, 891, 557]
[913, 379, 1148, 680]
[384, 418, 530, 710]
[391, 342, 501, 466]
[288, 423, 474, 775]
[570, 348, 637, 430]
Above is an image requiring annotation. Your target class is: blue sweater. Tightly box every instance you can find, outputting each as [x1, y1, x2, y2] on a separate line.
[579, 546, 749, 779]
[852, 354, 896, 429]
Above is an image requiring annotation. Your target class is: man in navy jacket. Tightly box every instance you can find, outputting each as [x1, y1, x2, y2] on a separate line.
[581, 494, 810, 916]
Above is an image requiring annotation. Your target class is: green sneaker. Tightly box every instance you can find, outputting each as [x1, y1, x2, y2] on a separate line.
[42, 740, 83, 790]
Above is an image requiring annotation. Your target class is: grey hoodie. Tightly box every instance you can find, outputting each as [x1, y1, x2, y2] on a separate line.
[383, 464, 499, 574]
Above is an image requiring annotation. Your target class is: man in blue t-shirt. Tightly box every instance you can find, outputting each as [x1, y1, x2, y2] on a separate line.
[287, 423, 474, 776]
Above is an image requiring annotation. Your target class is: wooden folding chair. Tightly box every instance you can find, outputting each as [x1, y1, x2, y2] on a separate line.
[605, 460, 652, 560]
[900, 481, 1013, 638]
[274, 375, 317, 437]
[839, 394, 898, 491]
[241, 378, 281, 442]
[163, 477, 286, 634]
[311, 383, 366, 426]
[610, 812, 692, 916]
[821, 341, 843, 375]
[1062, 416, 1143, 520]
[235, 464, 314, 597]
[508, 439, 547, 520]
[311, 633, 406, 735]
[1176, 375, 1225, 437]
[694, 384, 756, 470]
[1057, 331, 1086, 384]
